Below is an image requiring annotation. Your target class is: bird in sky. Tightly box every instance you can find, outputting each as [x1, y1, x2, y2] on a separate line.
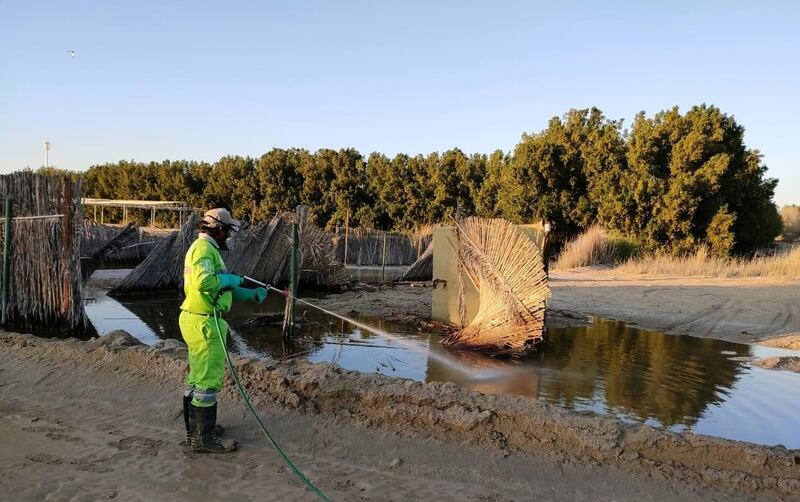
[66, 50, 76, 58]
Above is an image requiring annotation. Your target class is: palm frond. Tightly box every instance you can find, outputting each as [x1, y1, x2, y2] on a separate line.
[442, 217, 550, 356]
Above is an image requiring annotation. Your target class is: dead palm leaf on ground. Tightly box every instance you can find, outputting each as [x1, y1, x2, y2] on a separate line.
[442, 217, 550, 356]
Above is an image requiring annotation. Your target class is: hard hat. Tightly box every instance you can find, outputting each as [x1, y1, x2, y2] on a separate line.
[202, 208, 240, 232]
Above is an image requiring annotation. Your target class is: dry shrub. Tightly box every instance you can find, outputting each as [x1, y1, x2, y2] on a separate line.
[617, 245, 800, 280]
[554, 226, 637, 270]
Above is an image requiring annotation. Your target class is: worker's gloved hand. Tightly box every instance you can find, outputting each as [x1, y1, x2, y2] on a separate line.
[232, 286, 267, 303]
[281, 289, 290, 298]
[252, 287, 267, 304]
[217, 273, 242, 289]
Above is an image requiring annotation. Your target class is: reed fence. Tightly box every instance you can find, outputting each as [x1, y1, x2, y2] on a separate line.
[0, 172, 87, 332]
[332, 228, 432, 266]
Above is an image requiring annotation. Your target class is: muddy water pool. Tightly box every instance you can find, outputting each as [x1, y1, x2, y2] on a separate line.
[82, 271, 800, 449]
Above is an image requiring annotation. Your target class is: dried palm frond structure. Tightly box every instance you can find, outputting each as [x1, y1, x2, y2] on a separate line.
[109, 213, 200, 294]
[80, 222, 169, 264]
[80, 223, 138, 282]
[398, 242, 433, 281]
[0, 172, 88, 332]
[294, 206, 349, 287]
[110, 207, 347, 294]
[223, 215, 290, 287]
[439, 218, 550, 356]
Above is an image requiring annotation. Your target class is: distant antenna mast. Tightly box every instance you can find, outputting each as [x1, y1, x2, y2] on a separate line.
[44, 141, 50, 168]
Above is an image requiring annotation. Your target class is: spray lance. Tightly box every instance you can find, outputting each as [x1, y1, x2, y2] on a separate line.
[239, 276, 486, 377]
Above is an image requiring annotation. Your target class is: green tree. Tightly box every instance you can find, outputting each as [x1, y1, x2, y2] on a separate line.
[706, 205, 737, 256]
[256, 148, 308, 219]
[203, 155, 259, 222]
[623, 105, 781, 254]
[475, 150, 508, 218]
[499, 108, 622, 234]
[426, 148, 481, 222]
[364, 152, 397, 229]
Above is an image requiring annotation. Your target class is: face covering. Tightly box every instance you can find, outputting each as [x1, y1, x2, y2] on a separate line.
[221, 228, 238, 251]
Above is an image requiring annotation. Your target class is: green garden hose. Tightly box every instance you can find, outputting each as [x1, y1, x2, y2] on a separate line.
[211, 307, 332, 502]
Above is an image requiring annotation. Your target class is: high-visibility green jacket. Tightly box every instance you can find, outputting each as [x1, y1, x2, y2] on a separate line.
[180, 234, 233, 315]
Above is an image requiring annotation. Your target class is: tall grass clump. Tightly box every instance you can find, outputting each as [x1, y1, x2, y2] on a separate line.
[554, 226, 639, 270]
[616, 245, 800, 280]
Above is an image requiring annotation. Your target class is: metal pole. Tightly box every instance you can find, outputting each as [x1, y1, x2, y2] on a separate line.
[287, 222, 298, 337]
[2, 198, 12, 326]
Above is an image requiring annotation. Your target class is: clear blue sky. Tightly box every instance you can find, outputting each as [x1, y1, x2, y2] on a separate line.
[1, 1, 797, 205]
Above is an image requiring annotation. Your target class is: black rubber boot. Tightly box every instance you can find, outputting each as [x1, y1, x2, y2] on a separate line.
[191, 404, 237, 454]
[181, 396, 224, 447]
[180, 395, 194, 448]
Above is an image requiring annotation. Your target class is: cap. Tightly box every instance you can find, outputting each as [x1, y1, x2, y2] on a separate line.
[202, 208, 240, 232]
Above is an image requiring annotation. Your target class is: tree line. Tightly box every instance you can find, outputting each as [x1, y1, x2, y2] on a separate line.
[82, 104, 783, 256]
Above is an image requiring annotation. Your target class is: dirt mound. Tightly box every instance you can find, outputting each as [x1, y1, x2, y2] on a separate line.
[758, 334, 800, 351]
[2, 331, 799, 499]
[754, 356, 800, 373]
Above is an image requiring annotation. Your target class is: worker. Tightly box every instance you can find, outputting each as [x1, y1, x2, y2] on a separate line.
[179, 207, 267, 454]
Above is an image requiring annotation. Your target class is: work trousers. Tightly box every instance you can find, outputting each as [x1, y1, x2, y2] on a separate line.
[179, 310, 229, 407]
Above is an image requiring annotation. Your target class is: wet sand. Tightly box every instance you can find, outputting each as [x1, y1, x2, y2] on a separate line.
[2, 331, 797, 501]
[4, 270, 800, 499]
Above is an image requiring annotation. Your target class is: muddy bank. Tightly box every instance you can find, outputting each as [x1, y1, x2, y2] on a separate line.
[316, 283, 432, 320]
[2, 332, 798, 500]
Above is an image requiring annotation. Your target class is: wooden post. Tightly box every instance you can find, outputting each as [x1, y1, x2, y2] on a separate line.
[1, 197, 12, 326]
[62, 178, 72, 316]
[343, 208, 349, 267]
[381, 232, 387, 282]
[285, 222, 299, 338]
[151, 207, 155, 227]
[100, 206, 104, 224]
[93, 205, 97, 222]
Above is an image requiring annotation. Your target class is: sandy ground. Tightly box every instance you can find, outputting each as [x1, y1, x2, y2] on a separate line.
[4, 270, 800, 500]
[548, 269, 800, 344]
[3, 332, 798, 501]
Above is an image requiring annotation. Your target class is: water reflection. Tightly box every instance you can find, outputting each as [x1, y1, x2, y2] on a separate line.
[542, 321, 746, 427]
[427, 320, 748, 428]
